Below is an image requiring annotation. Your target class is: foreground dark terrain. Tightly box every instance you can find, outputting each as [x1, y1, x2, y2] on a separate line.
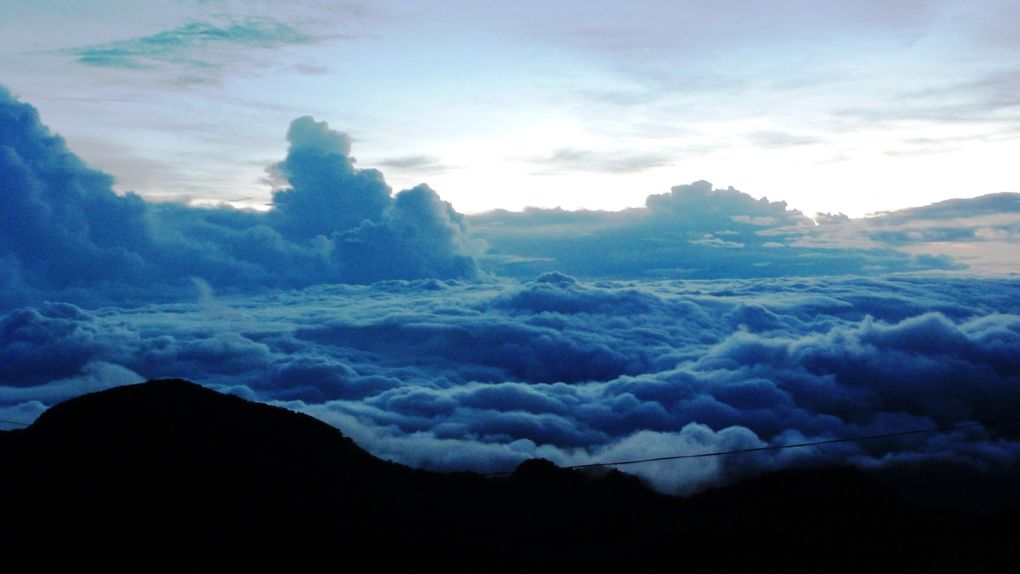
[2, 380, 1017, 569]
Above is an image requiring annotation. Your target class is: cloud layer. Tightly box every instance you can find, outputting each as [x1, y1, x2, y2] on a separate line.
[469, 180, 981, 280]
[3, 275, 1018, 494]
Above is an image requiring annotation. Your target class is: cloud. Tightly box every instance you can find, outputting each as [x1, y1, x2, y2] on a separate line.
[371, 155, 451, 174]
[4, 85, 1012, 306]
[5, 274, 1019, 495]
[581, 425, 767, 495]
[336, 184, 481, 282]
[875, 192, 1020, 222]
[0, 360, 143, 406]
[0, 88, 479, 304]
[268, 115, 392, 239]
[746, 130, 821, 149]
[61, 18, 316, 72]
[266, 116, 480, 282]
[789, 192, 1020, 275]
[836, 68, 1020, 126]
[470, 180, 968, 279]
[3, 86, 1020, 497]
[531, 148, 673, 174]
[0, 89, 153, 304]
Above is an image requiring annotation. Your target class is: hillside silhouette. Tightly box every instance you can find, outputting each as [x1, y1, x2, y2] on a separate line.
[2, 379, 1017, 569]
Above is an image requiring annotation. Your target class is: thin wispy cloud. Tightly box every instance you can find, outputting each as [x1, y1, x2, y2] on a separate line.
[784, 194, 1020, 275]
[372, 155, 451, 174]
[59, 18, 324, 81]
[746, 131, 821, 149]
[531, 148, 673, 175]
[836, 70, 1020, 127]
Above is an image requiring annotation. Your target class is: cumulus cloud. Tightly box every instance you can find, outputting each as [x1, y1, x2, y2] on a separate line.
[265, 116, 480, 281]
[0, 88, 153, 305]
[470, 180, 969, 279]
[336, 184, 480, 282]
[0, 87, 478, 305]
[4, 275, 1019, 495]
[268, 116, 391, 239]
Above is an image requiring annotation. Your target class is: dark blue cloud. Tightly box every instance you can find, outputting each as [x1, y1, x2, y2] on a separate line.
[6, 85, 1011, 306]
[268, 116, 392, 239]
[0, 88, 478, 305]
[0, 88, 153, 304]
[296, 310, 644, 384]
[336, 184, 480, 282]
[4, 275, 1019, 494]
[492, 271, 661, 315]
[0, 303, 136, 387]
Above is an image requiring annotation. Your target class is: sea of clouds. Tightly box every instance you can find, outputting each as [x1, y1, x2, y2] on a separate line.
[4, 275, 1019, 494]
[3, 85, 1020, 494]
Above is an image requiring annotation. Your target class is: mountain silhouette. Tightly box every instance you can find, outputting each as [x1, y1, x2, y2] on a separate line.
[2, 379, 1017, 569]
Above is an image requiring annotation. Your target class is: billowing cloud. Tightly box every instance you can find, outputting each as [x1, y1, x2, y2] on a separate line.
[0, 87, 478, 305]
[470, 180, 967, 279]
[3, 275, 1018, 495]
[336, 184, 480, 282]
[266, 115, 480, 281]
[4, 85, 1013, 305]
[268, 116, 391, 238]
[0, 89, 153, 305]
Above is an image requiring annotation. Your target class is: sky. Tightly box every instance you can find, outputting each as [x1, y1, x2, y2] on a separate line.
[1, 0, 1018, 217]
[2, 1, 1020, 498]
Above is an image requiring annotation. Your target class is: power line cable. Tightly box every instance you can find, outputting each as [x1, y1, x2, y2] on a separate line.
[484, 415, 1020, 476]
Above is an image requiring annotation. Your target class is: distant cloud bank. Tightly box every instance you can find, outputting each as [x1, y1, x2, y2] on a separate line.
[469, 180, 1020, 280]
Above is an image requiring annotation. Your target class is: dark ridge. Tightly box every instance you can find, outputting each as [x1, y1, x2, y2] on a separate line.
[2, 379, 1017, 569]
